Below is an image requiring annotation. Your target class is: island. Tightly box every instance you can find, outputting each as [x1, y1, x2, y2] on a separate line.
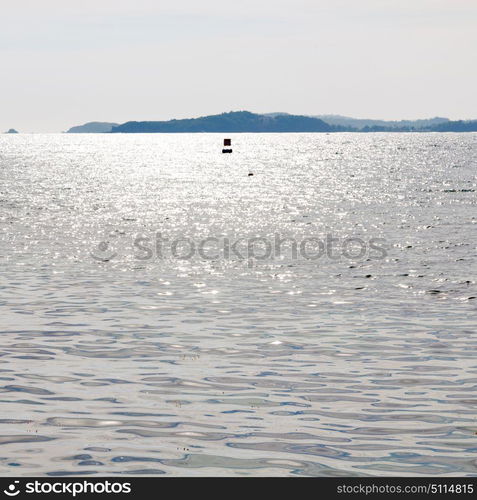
[5, 129, 19, 134]
[65, 112, 477, 134]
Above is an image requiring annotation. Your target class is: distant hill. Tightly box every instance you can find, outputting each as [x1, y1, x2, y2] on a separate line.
[111, 111, 334, 133]
[430, 120, 477, 132]
[264, 113, 453, 130]
[314, 115, 450, 130]
[5, 128, 19, 134]
[66, 122, 119, 133]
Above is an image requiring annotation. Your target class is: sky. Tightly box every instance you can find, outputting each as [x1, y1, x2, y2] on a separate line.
[1, 0, 476, 132]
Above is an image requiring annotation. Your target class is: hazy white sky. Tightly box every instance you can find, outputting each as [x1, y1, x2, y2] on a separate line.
[1, 0, 476, 132]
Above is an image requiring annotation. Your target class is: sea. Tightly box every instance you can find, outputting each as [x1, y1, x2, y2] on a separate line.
[0, 132, 476, 476]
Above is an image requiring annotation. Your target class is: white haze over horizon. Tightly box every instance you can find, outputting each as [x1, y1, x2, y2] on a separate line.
[1, 0, 476, 132]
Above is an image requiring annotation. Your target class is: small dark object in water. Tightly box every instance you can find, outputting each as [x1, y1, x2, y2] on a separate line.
[224, 138, 231, 146]
[222, 148, 233, 154]
[248, 173, 254, 176]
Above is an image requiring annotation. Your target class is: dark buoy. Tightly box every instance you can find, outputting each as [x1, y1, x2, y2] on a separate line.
[248, 173, 254, 176]
[222, 138, 232, 154]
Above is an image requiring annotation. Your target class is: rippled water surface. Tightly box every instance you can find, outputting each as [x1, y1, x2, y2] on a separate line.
[0, 133, 476, 476]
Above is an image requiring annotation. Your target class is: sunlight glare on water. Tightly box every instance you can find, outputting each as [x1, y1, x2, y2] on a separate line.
[0, 133, 476, 476]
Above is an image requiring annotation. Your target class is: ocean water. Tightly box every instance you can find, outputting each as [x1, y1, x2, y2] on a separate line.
[0, 132, 476, 477]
